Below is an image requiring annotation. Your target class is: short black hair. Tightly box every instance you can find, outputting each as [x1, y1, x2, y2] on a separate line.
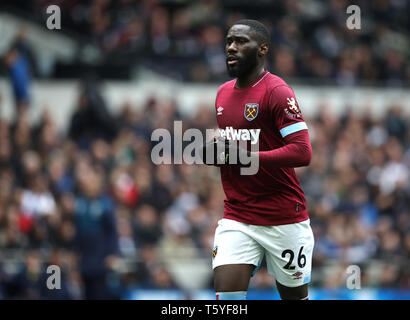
[232, 19, 270, 46]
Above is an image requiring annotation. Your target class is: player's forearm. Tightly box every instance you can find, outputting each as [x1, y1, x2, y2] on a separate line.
[257, 130, 312, 167]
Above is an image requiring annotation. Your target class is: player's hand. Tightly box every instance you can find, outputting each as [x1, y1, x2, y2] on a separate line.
[200, 137, 224, 166]
[224, 138, 252, 166]
[200, 137, 252, 166]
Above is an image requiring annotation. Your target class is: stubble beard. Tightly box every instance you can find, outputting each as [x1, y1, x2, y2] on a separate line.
[227, 49, 259, 79]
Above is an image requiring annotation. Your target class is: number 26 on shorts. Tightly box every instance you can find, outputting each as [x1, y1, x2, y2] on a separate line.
[281, 246, 306, 270]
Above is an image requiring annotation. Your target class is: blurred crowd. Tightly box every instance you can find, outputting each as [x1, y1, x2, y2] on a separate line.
[0, 75, 409, 299]
[2, 0, 410, 85]
[0, 0, 409, 300]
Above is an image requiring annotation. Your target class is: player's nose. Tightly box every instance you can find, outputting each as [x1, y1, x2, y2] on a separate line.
[226, 42, 237, 53]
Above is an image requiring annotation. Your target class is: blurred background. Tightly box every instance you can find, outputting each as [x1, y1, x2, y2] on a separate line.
[0, 0, 409, 300]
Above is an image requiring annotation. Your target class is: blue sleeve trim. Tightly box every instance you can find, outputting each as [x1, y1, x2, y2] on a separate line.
[280, 122, 308, 138]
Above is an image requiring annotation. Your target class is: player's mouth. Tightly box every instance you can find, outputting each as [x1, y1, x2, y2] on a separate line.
[227, 56, 240, 66]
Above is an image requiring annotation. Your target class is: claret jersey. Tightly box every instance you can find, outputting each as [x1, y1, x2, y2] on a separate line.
[215, 70, 309, 226]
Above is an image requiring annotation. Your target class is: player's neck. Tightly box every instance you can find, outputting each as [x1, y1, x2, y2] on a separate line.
[235, 66, 266, 88]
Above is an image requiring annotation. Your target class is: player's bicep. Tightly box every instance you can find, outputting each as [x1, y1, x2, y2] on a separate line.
[269, 85, 308, 138]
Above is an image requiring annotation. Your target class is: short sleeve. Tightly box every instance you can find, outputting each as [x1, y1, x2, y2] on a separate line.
[269, 85, 308, 138]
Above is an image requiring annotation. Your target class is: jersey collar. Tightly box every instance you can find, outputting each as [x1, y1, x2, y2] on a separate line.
[234, 70, 269, 89]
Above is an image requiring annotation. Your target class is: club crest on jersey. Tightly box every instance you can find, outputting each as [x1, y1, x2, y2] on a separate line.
[244, 103, 259, 121]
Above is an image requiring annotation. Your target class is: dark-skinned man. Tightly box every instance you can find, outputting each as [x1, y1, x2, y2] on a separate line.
[202, 19, 314, 300]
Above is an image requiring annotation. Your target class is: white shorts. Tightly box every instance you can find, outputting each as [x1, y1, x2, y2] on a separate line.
[212, 218, 314, 288]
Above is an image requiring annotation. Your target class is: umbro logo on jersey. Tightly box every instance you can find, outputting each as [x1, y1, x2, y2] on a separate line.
[217, 106, 224, 115]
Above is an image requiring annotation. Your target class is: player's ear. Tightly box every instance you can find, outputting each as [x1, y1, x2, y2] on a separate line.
[258, 43, 268, 57]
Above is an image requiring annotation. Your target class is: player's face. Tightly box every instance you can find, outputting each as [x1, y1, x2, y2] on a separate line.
[225, 25, 260, 78]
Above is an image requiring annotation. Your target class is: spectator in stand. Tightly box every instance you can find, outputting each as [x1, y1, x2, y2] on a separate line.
[68, 76, 119, 149]
[2, 29, 34, 115]
[72, 165, 120, 299]
[0, 84, 409, 297]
